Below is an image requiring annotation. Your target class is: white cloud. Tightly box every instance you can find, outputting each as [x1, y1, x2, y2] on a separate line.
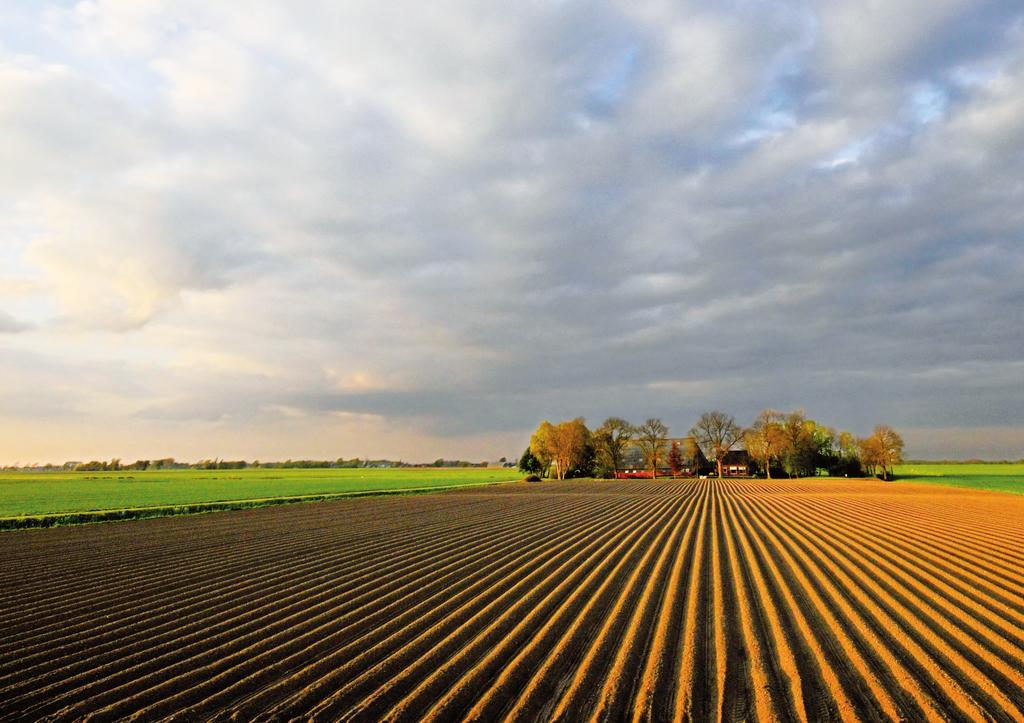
[150, 31, 254, 123]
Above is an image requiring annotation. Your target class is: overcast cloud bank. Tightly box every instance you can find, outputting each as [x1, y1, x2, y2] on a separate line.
[1, 1, 1023, 462]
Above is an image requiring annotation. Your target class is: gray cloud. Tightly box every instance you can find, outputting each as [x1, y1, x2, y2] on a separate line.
[1, 1, 1023, 461]
[0, 311, 31, 333]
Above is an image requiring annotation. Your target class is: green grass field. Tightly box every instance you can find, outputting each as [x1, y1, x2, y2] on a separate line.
[894, 463, 1024, 495]
[0, 467, 522, 520]
[4, 463, 1021, 529]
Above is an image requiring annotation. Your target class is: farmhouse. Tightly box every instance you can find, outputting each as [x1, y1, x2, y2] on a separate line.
[616, 438, 707, 478]
[721, 449, 751, 476]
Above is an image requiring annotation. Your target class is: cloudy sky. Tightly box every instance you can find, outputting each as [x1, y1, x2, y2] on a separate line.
[2, 1, 1023, 464]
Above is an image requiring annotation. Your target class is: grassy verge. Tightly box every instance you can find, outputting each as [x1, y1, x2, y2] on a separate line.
[0, 479, 516, 531]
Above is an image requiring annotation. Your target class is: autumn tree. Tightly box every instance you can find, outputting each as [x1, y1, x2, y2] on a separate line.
[531, 418, 593, 480]
[876, 425, 904, 479]
[857, 435, 882, 477]
[743, 409, 786, 478]
[553, 418, 594, 480]
[635, 418, 669, 479]
[668, 441, 683, 476]
[859, 425, 904, 480]
[529, 421, 556, 478]
[838, 431, 857, 460]
[691, 411, 743, 479]
[592, 417, 634, 477]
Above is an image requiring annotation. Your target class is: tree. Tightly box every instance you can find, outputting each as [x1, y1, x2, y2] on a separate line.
[592, 417, 634, 477]
[529, 418, 592, 480]
[691, 411, 743, 479]
[530, 421, 556, 478]
[549, 418, 592, 480]
[861, 425, 904, 480]
[809, 423, 839, 473]
[744, 409, 786, 478]
[876, 425, 904, 480]
[779, 410, 815, 477]
[683, 437, 703, 475]
[668, 441, 683, 476]
[831, 430, 862, 476]
[857, 435, 883, 478]
[635, 418, 669, 479]
[518, 447, 543, 475]
[564, 434, 597, 479]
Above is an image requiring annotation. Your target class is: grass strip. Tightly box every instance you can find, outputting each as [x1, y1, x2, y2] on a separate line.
[0, 481, 516, 531]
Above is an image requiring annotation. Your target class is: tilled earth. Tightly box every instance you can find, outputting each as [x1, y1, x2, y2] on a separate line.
[1, 478, 1022, 722]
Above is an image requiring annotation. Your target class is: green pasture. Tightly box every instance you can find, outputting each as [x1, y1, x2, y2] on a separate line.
[893, 463, 1024, 495]
[0, 467, 521, 520]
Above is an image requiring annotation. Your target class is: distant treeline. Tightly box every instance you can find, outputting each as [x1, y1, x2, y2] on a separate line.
[3, 456, 504, 472]
[521, 410, 908, 480]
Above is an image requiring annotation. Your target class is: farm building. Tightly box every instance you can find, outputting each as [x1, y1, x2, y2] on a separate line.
[616, 438, 707, 478]
[721, 449, 751, 476]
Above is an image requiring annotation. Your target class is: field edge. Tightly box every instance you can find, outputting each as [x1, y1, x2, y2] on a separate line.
[0, 479, 518, 531]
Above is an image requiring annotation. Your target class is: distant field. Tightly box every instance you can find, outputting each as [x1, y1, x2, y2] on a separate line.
[894, 462, 1024, 494]
[0, 467, 521, 520]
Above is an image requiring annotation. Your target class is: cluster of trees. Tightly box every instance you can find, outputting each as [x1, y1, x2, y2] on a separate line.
[429, 459, 492, 468]
[742, 410, 904, 480]
[193, 459, 248, 470]
[520, 410, 906, 481]
[76, 458, 198, 471]
[76, 458, 179, 472]
[519, 417, 684, 480]
[856, 426, 906, 480]
[520, 418, 594, 480]
[73, 459, 125, 472]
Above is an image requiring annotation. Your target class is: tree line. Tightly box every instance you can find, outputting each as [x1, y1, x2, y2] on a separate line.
[519, 410, 905, 480]
[28, 457, 493, 472]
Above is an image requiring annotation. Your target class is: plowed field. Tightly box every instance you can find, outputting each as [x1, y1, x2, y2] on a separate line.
[1, 479, 1022, 721]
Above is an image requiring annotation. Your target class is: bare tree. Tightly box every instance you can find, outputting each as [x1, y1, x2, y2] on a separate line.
[635, 418, 669, 479]
[592, 417, 634, 477]
[690, 411, 743, 479]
